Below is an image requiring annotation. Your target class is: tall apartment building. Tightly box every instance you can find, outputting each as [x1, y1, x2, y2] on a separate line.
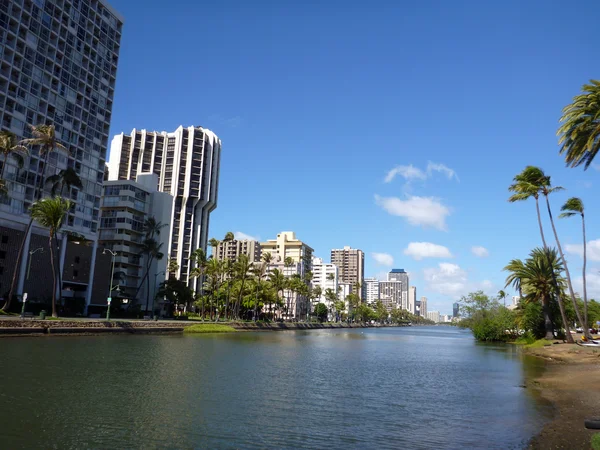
[261, 231, 313, 319]
[213, 239, 260, 263]
[388, 269, 409, 309]
[364, 277, 379, 305]
[97, 173, 172, 314]
[427, 310, 440, 323]
[420, 296, 428, 317]
[408, 286, 417, 315]
[0, 0, 123, 303]
[107, 126, 221, 290]
[311, 256, 338, 315]
[330, 246, 364, 299]
[378, 281, 402, 312]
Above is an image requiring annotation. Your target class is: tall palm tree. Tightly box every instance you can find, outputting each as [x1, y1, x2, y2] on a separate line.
[222, 258, 234, 320]
[208, 237, 220, 258]
[558, 79, 600, 169]
[30, 197, 71, 318]
[234, 254, 252, 320]
[45, 167, 83, 197]
[560, 197, 590, 336]
[252, 260, 268, 321]
[141, 238, 164, 314]
[223, 231, 235, 242]
[504, 248, 565, 340]
[189, 248, 208, 318]
[205, 258, 223, 321]
[269, 268, 286, 320]
[497, 290, 507, 307]
[0, 130, 27, 180]
[4, 124, 65, 312]
[143, 216, 167, 240]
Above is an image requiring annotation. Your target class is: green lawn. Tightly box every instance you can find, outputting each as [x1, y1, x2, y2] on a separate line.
[183, 324, 236, 334]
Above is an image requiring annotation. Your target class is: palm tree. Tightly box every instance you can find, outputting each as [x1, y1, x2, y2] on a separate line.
[497, 290, 507, 307]
[558, 79, 600, 169]
[0, 130, 27, 180]
[560, 197, 590, 337]
[189, 248, 208, 318]
[508, 166, 574, 342]
[252, 260, 268, 321]
[141, 238, 164, 314]
[143, 216, 167, 240]
[269, 268, 286, 320]
[223, 231, 235, 242]
[222, 258, 234, 321]
[205, 258, 223, 321]
[30, 197, 71, 318]
[4, 124, 65, 312]
[208, 238, 220, 258]
[234, 254, 252, 320]
[45, 167, 83, 197]
[504, 248, 565, 340]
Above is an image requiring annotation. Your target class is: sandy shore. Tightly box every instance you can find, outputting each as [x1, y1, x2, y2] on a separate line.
[527, 343, 600, 449]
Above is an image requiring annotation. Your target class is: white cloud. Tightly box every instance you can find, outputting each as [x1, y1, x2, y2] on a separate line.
[426, 162, 459, 181]
[572, 271, 599, 300]
[471, 246, 490, 258]
[371, 252, 394, 266]
[423, 263, 493, 299]
[404, 242, 453, 260]
[374, 194, 451, 231]
[384, 165, 427, 183]
[566, 239, 600, 262]
[372, 271, 390, 282]
[234, 231, 260, 241]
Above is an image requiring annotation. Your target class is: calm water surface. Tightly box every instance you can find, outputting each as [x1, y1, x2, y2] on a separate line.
[0, 327, 550, 449]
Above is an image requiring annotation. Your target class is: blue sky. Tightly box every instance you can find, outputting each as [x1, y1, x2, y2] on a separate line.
[107, 0, 600, 314]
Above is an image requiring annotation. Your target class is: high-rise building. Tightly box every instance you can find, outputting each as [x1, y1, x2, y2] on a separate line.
[0, 0, 123, 304]
[261, 231, 314, 319]
[97, 173, 172, 314]
[378, 281, 403, 312]
[420, 296, 428, 317]
[108, 126, 221, 290]
[364, 277, 379, 305]
[388, 269, 409, 309]
[453, 302, 460, 318]
[311, 256, 338, 314]
[213, 239, 261, 263]
[427, 310, 440, 323]
[330, 246, 364, 299]
[408, 286, 417, 315]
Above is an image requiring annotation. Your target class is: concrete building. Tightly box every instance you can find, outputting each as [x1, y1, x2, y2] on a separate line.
[427, 310, 440, 323]
[338, 282, 352, 314]
[261, 231, 313, 320]
[331, 246, 364, 299]
[96, 173, 172, 315]
[107, 125, 221, 290]
[420, 296, 428, 317]
[364, 277, 379, 305]
[312, 256, 338, 317]
[379, 281, 403, 312]
[453, 302, 460, 318]
[0, 0, 123, 307]
[213, 239, 260, 263]
[388, 269, 409, 309]
[408, 286, 417, 315]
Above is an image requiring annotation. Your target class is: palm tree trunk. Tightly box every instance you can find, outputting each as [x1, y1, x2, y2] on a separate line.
[535, 196, 548, 249]
[145, 265, 151, 314]
[49, 232, 57, 318]
[53, 233, 63, 308]
[545, 195, 586, 339]
[224, 280, 230, 321]
[582, 214, 589, 336]
[237, 278, 246, 320]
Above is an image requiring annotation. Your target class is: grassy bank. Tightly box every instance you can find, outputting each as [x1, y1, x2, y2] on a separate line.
[183, 324, 236, 334]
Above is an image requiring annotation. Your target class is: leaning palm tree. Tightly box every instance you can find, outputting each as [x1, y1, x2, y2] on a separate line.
[4, 124, 66, 312]
[139, 238, 164, 314]
[233, 254, 252, 320]
[30, 197, 71, 318]
[560, 197, 590, 337]
[189, 248, 208, 318]
[45, 167, 83, 197]
[269, 268, 286, 320]
[504, 248, 565, 340]
[508, 166, 548, 248]
[223, 231, 235, 242]
[143, 216, 167, 240]
[558, 79, 600, 169]
[497, 290, 507, 307]
[0, 130, 27, 180]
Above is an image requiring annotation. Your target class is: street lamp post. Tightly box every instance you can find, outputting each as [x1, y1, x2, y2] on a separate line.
[103, 249, 117, 321]
[20, 293, 28, 318]
[27, 248, 44, 280]
[152, 271, 165, 319]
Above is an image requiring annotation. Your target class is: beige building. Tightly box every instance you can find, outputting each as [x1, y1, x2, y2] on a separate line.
[420, 296, 428, 317]
[213, 239, 261, 263]
[331, 246, 365, 299]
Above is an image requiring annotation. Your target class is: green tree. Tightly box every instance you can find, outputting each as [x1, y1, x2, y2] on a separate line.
[375, 300, 388, 323]
[223, 231, 235, 242]
[0, 130, 27, 180]
[5, 125, 65, 312]
[269, 268, 286, 321]
[558, 79, 600, 169]
[560, 197, 590, 337]
[459, 291, 515, 342]
[497, 290, 507, 307]
[157, 278, 194, 316]
[233, 254, 252, 320]
[45, 167, 83, 197]
[30, 197, 71, 318]
[189, 248, 208, 318]
[314, 302, 328, 322]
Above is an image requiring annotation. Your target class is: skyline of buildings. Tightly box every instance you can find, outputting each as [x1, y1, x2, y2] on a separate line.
[331, 246, 364, 299]
[213, 238, 261, 263]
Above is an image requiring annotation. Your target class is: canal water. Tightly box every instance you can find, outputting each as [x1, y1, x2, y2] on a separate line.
[0, 326, 550, 449]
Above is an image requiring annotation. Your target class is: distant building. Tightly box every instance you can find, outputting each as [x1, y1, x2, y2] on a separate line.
[388, 269, 409, 309]
[213, 239, 261, 263]
[312, 257, 338, 313]
[98, 173, 173, 314]
[427, 310, 440, 323]
[420, 296, 428, 317]
[408, 286, 417, 315]
[364, 277, 380, 305]
[453, 302, 460, 318]
[379, 281, 403, 312]
[338, 282, 352, 314]
[331, 246, 365, 299]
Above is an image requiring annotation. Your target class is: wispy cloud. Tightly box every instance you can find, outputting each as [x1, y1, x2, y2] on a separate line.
[404, 242, 453, 260]
[371, 252, 394, 266]
[234, 231, 260, 241]
[471, 246, 489, 258]
[384, 161, 458, 183]
[423, 263, 493, 299]
[374, 194, 451, 231]
[426, 162, 459, 181]
[566, 239, 600, 261]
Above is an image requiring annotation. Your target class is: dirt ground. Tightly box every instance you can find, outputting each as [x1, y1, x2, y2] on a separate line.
[527, 343, 600, 449]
